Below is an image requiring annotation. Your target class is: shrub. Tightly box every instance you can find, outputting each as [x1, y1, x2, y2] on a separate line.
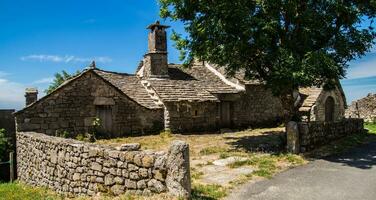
[0, 129, 10, 162]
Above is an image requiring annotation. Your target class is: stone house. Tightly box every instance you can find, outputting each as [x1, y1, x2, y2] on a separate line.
[14, 21, 347, 137]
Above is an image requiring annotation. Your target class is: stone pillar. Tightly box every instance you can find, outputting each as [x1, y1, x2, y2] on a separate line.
[166, 140, 191, 199]
[286, 121, 300, 154]
[25, 88, 38, 106]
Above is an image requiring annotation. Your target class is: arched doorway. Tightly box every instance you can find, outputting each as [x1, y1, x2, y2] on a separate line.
[325, 96, 335, 122]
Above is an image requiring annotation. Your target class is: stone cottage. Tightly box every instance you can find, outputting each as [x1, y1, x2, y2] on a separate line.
[14, 21, 347, 137]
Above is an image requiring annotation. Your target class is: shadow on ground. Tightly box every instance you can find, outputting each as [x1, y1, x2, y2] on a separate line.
[322, 136, 376, 170]
[224, 131, 286, 153]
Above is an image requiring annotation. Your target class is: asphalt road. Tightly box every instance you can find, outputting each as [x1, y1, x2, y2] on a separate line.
[227, 141, 376, 200]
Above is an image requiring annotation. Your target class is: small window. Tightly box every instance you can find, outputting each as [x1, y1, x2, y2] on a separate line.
[194, 110, 198, 116]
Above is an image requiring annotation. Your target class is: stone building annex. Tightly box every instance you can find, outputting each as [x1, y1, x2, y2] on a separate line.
[14, 22, 347, 137]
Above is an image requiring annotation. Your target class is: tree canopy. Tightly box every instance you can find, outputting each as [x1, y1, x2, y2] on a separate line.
[45, 70, 80, 94]
[160, 0, 376, 119]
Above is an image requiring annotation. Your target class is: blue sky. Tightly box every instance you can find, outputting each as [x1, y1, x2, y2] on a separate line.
[0, 0, 375, 110]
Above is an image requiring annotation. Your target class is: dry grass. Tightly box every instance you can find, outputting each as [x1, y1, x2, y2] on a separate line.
[96, 127, 286, 160]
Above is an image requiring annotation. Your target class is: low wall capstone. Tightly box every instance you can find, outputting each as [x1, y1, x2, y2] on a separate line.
[16, 132, 191, 199]
[287, 118, 364, 153]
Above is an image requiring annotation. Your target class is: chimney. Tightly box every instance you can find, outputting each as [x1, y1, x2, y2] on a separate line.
[143, 21, 170, 78]
[25, 88, 38, 106]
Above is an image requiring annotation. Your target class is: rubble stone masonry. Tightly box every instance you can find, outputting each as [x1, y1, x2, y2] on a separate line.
[17, 132, 191, 198]
[15, 72, 163, 138]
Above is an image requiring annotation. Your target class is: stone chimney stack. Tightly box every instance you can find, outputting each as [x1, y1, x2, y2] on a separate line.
[143, 21, 170, 78]
[25, 88, 38, 106]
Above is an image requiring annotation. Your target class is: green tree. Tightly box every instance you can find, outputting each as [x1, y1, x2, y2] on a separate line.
[0, 129, 9, 162]
[45, 70, 80, 94]
[160, 0, 376, 120]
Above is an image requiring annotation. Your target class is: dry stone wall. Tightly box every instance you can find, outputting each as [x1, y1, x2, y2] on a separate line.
[17, 132, 190, 198]
[346, 93, 376, 122]
[287, 119, 364, 153]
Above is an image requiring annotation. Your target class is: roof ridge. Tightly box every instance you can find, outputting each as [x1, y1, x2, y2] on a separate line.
[94, 68, 135, 76]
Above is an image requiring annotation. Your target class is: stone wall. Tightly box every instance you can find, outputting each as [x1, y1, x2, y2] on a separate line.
[233, 85, 284, 127]
[165, 101, 219, 133]
[15, 72, 164, 138]
[164, 85, 284, 133]
[287, 119, 364, 153]
[309, 86, 346, 122]
[17, 132, 190, 198]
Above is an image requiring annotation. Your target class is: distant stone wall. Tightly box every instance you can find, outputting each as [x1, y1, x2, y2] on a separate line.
[346, 93, 376, 122]
[165, 101, 218, 133]
[15, 72, 163, 138]
[233, 85, 284, 127]
[287, 119, 364, 153]
[17, 132, 190, 198]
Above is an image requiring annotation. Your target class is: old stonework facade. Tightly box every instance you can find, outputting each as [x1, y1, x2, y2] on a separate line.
[14, 21, 347, 137]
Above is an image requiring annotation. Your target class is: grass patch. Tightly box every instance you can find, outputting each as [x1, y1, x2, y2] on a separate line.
[191, 184, 227, 200]
[365, 123, 376, 133]
[277, 153, 306, 166]
[227, 159, 252, 168]
[191, 168, 204, 180]
[160, 129, 173, 139]
[199, 146, 227, 156]
[0, 182, 63, 200]
[226, 154, 303, 179]
[228, 173, 253, 187]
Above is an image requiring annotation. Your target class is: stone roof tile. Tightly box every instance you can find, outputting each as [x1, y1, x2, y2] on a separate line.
[94, 70, 162, 109]
[298, 87, 323, 112]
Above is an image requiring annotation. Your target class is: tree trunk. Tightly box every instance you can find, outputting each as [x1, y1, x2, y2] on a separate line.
[279, 89, 300, 123]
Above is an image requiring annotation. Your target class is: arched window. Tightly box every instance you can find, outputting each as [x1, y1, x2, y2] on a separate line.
[325, 96, 335, 122]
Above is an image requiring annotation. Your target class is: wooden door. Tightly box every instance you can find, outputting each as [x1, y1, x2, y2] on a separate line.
[220, 102, 231, 127]
[96, 105, 113, 134]
[325, 96, 335, 122]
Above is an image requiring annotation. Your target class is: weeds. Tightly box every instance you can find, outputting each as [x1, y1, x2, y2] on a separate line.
[191, 184, 227, 200]
[160, 129, 172, 139]
[199, 146, 227, 155]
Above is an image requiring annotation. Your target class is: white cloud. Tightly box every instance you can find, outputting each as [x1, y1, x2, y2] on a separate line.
[347, 57, 376, 79]
[32, 77, 54, 84]
[20, 54, 112, 63]
[0, 78, 25, 109]
[0, 71, 10, 77]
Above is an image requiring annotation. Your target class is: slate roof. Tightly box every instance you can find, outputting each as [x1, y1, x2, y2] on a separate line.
[178, 62, 243, 94]
[92, 60, 247, 107]
[93, 69, 162, 109]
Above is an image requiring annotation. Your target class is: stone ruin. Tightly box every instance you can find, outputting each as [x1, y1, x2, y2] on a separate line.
[346, 93, 376, 122]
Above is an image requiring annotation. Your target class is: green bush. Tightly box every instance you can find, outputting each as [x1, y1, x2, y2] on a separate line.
[0, 129, 10, 162]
